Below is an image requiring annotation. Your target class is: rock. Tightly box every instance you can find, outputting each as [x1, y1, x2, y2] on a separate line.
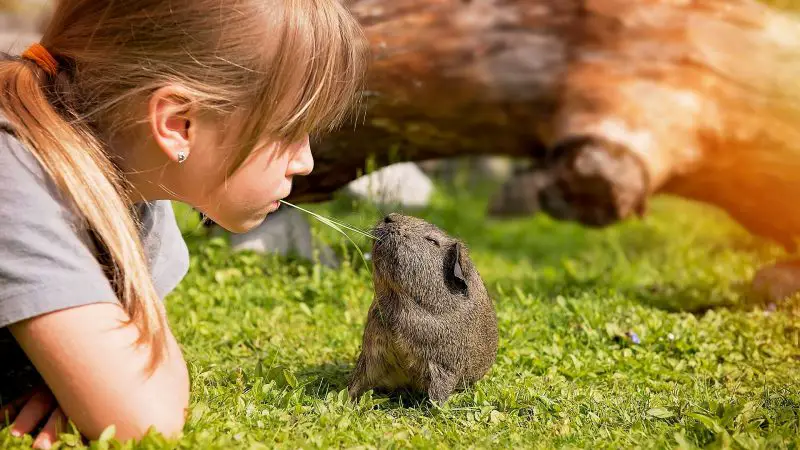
[752, 260, 800, 303]
[418, 156, 516, 186]
[344, 162, 433, 209]
[487, 168, 552, 218]
[477, 156, 515, 181]
[218, 207, 339, 268]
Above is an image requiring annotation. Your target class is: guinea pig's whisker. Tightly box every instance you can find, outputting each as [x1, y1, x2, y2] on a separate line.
[279, 201, 378, 240]
[278, 200, 375, 272]
[330, 221, 378, 240]
[325, 220, 378, 240]
[298, 211, 374, 237]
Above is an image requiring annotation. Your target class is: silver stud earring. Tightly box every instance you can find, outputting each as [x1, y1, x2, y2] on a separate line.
[176, 151, 187, 164]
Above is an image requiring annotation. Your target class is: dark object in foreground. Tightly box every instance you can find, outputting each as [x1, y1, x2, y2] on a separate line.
[348, 214, 498, 404]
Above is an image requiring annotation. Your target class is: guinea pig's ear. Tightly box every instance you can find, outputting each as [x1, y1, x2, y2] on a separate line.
[452, 243, 468, 291]
[454, 244, 465, 281]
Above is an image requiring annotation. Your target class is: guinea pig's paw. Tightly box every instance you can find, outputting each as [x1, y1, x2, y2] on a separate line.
[426, 364, 458, 406]
[427, 394, 453, 408]
[347, 377, 367, 401]
[752, 259, 800, 304]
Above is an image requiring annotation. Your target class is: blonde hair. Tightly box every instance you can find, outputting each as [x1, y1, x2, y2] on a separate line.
[0, 0, 369, 367]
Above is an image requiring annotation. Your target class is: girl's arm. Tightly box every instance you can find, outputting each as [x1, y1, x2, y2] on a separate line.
[9, 302, 189, 442]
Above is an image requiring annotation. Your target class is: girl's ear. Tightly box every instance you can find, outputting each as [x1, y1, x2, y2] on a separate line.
[148, 86, 195, 163]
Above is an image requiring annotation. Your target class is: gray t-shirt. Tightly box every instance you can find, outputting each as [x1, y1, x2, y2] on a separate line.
[0, 119, 190, 403]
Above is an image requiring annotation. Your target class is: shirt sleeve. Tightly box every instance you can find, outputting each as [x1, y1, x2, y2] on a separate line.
[138, 200, 191, 300]
[0, 132, 119, 328]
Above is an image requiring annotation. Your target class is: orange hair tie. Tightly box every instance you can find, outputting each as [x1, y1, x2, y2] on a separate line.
[22, 43, 58, 76]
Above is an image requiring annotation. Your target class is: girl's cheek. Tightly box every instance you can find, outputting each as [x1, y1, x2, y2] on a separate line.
[241, 162, 285, 199]
[212, 146, 291, 205]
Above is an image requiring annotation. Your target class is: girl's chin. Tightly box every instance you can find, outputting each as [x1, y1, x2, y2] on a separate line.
[206, 202, 282, 234]
[241, 203, 281, 231]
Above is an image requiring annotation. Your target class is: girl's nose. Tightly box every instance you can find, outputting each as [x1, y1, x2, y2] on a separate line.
[287, 135, 314, 177]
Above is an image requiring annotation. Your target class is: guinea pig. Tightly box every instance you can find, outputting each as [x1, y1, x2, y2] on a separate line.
[347, 213, 498, 404]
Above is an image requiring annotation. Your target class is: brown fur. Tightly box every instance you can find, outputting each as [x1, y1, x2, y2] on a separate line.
[347, 214, 498, 404]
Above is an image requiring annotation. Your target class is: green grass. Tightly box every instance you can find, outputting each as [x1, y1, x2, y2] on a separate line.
[4, 180, 800, 449]
[2, 0, 800, 447]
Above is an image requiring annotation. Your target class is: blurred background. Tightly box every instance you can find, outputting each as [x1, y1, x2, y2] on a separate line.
[2, 0, 799, 306]
[4, 2, 800, 448]
[2, 0, 799, 305]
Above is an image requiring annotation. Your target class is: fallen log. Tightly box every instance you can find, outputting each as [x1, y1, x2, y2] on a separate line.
[6, 0, 800, 299]
[6, 1, 800, 259]
[291, 0, 800, 255]
[535, 0, 800, 253]
[289, 0, 571, 203]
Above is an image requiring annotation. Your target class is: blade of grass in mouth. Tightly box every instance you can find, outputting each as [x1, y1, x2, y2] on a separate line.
[279, 200, 375, 271]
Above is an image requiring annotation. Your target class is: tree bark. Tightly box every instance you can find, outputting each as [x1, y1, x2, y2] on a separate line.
[289, 0, 800, 250]
[5, 0, 798, 248]
[289, 0, 574, 202]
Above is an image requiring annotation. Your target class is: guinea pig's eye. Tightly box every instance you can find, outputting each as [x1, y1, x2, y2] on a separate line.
[425, 236, 440, 246]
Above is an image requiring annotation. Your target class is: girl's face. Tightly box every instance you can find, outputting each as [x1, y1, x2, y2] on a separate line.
[180, 117, 315, 233]
[185, 123, 314, 233]
[129, 93, 315, 233]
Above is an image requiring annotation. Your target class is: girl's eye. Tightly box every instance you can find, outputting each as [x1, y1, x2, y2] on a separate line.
[425, 236, 440, 246]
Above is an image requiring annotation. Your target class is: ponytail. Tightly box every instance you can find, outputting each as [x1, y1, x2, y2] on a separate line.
[0, 52, 168, 368]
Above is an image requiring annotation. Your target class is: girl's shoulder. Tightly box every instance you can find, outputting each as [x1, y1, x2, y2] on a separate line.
[0, 115, 51, 186]
[0, 117, 189, 330]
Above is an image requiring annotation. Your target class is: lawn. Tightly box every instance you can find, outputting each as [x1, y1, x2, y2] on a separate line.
[4, 178, 799, 449]
[3, 0, 800, 445]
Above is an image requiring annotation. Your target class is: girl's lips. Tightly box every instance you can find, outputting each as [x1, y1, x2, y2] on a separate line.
[268, 201, 280, 212]
[257, 201, 281, 218]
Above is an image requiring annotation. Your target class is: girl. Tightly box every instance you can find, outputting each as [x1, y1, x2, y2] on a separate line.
[0, 0, 368, 448]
